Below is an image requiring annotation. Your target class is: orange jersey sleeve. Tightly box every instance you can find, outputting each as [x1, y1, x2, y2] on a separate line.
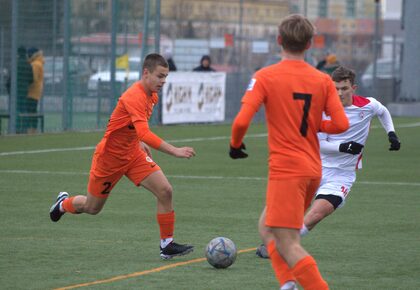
[239, 60, 347, 178]
[230, 103, 256, 148]
[133, 121, 162, 149]
[319, 79, 349, 133]
[230, 75, 268, 148]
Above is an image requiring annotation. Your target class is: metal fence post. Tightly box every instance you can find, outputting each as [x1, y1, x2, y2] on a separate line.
[0, 26, 5, 98]
[62, 0, 72, 130]
[9, 0, 18, 134]
[155, 0, 161, 53]
[110, 0, 118, 113]
[96, 79, 102, 129]
[153, 0, 162, 125]
[391, 34, 397, 101]
[238, 0, 243, 72]
[140, 0, 151, 78]
[372, 0, 381, 98]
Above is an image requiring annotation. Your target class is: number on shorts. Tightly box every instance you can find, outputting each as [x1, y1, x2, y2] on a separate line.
[101, 181, 112, 194]
[341, 186, 349, 197]
[293, 93, 312, 137]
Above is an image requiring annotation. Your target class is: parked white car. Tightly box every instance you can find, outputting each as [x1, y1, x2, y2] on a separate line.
[361, 58, 400, 89]
[88, 57, 141, 92]
[44, 56, 92, 96]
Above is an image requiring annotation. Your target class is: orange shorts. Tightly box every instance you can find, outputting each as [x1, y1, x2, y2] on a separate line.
[265, 177, 320, 229]
[87, 150, 161, 198]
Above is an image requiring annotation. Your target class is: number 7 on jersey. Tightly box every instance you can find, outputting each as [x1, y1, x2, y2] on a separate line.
[293, 93, 312, 137]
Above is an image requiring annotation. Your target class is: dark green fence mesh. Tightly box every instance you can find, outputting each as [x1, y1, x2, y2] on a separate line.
[1, 0, 391, 135]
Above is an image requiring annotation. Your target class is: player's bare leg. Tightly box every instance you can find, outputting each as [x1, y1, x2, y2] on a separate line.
[258, 207, 273, 245]
[256, 206, 273, 258]
[271, 227, 328, 289]
[49, 192, 107, 222]
[259, 208, 297, 290]
[303, 199, 335, 231]
[73, 194, 107, 214]
[271, 227, 307, 267]
[141, 170, 193, 259]
[141, 170, 173, 213]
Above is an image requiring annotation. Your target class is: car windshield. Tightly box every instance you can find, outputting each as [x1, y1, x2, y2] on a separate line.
[44, 58, 63, 72]
[44, 57, 88, 73]
[365, 60, 399, 75]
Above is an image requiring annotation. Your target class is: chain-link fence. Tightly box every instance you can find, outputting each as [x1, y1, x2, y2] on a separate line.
[1, 0, 404, 135]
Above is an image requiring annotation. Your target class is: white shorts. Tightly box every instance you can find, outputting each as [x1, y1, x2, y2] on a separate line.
[315, 167, 356, 208]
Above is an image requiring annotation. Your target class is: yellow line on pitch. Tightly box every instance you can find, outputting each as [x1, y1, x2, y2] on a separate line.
[54, 247, 257, 290]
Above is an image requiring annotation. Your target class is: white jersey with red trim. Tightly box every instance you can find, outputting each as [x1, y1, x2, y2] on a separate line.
[319, 95, 395, 171]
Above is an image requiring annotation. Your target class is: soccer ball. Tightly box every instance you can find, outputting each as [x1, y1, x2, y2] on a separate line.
[205, 237, 237, 269]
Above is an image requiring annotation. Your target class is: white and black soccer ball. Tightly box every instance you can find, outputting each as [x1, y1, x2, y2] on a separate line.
[205, 237, 237, 269]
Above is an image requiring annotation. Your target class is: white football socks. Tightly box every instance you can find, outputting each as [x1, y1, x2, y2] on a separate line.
[59, 201, 65, 213]
[280, 280, 297, 290]
[300, 224, 309, 236]
[160, 238, 173, 248]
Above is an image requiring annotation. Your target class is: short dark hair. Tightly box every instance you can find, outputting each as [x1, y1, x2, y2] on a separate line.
[331, 66, 356, 85]
[279, 14, 314, 53]
[142, 53, 168, 72]
[200, 55, 211, 63]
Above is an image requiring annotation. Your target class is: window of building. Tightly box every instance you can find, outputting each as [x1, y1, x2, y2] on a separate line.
[319, 0, 328, 18]
[346, 0, 356, 18]
[291, 4, 299, 14]
[95, 0, 106, 14]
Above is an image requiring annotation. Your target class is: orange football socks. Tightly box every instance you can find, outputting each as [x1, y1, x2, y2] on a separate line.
[291, 255, 329, 290]
[157, 211, 175, 240]
[61, 196, 77, 213]
[267, 240, 295, 285]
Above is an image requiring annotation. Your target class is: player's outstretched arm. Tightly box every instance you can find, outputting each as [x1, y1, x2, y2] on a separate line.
[158, 141, 196, 158]
[321, 79, 350, 134]
[230, 103, 255, 159]
[319, 134, 363, 155]
[318, 133, 338, 154]
[320, 109, 349, 134]
[375, 103, 401, 151]
[339, 141, 364, 155]
[134, 121, 195, 158]
[229, 143, 248, 159]
[388, 131, 401, 151]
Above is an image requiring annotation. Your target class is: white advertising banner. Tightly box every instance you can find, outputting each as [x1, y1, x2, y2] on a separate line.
[162, 72, 226, 124]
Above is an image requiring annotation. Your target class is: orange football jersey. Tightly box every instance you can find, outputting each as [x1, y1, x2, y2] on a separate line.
[235, 60, 347, 178]
[93, 81, 158, 176]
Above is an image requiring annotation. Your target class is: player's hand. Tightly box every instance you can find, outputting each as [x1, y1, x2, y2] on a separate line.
[174, 147, 196, 159]
[388, 131, 401, 151]
[339, 141, 364, 155]
[229, 143, 248, 159]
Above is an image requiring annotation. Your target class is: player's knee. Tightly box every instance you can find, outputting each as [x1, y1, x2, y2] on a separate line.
[258, 222, 271, 243]
[276, 239, 302, 262]
[158, 184, 173, 202]
[275, 239, 291, 256]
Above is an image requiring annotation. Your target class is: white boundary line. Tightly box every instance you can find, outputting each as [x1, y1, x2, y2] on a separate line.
[0, 146, 95, 156]
[0, 170, 419, 187]
[0, 133, 267, 156]
[1, 121, 419, 156]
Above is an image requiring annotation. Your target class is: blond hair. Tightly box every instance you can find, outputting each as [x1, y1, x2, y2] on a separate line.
[279, 14, 315, 53]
